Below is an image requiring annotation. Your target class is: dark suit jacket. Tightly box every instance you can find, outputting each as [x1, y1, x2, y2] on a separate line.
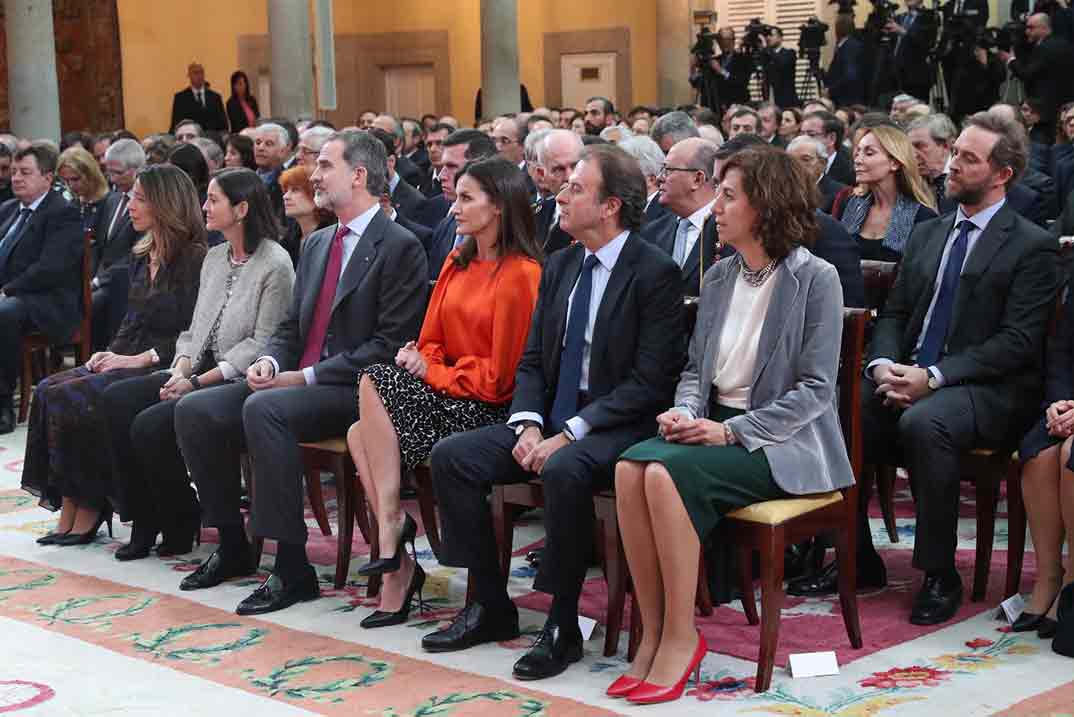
[715, 51, 752, 107]
[262, 208, 428, 385]
[509, 234, 685, 433]
[818, 176, 847, 214]
[0, 191, 83, 343]
[225, 95, 260, 132]
[1018, 167, 1058, 223]
[395, 212, 432, 252]
[535, 198, 573, 255]
[826, 36, 867, 107]
[1007, 180, 1048, 228]
[170, 86, 228, 133]
[406, 147, 431, 178]
[420, 173, 443, 198]
[92, 192, 137, 290]
[813, 211, 865, 308]
[1010, 36, 1074, 134]
[413, 193, 450, 229]
[767, 47, 800, 109]
[390, 176, 426, 224]
[825, 148, 856, 188]
[395, 155, 426, 192]
[643, 194, 671, 226]
[642, 212, 733, 297]
[427, 215, 458, 281]
[868, 204, 1059, 441]
[893, 11, 938, 86]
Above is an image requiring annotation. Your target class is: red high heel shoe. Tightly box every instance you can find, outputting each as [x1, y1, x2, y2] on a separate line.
[627, 632, 707, 705]
[606, 674, 644, 698]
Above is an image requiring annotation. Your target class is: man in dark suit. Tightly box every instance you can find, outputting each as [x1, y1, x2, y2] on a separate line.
[254, 123, 292, 220]
[888, 0, 939, 103]
[802, 110, 855, 186]
[618, 134, 670, 228]
[173, 131, 428, 615]
[492, 117, 538, 197]
[533, 130, 584, 256]
[826, 16, 867, 107]
[425, 130, 497, 279]
[763, 29, 799, 110]
[712, 28, 753, 111]
[0, 143, 82, 433]
[0, 144, 14, 205]
[1001, 13, 1074, 145]
[792, 113, 1059, 625]
[419, 123, 452, 199]
[368, 128, 427, 225]
[421, 144, 684, 681]
[170, 62, 228, 133]
[373, 114, 426, 190]
[909, 113, 960, 213]
[93, 138, 147, 349]
[642, 138, 725, 297]
[757, 103, 788, 148]
[402, 118, 430, 178]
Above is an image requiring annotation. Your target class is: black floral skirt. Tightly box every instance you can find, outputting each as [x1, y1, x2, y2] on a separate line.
[361, 363, 508, 469]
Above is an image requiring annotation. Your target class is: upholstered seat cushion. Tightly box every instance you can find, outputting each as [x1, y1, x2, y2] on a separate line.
[727, 491, 842, 525]
[299, 438, 348, 454]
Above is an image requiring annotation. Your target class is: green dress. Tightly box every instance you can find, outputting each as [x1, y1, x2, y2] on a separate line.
[619, 404, 789, 540]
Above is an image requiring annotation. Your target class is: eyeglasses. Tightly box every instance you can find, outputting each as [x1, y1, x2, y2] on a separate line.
[493, 136, 517, 146]
[659, 166, 703, 178]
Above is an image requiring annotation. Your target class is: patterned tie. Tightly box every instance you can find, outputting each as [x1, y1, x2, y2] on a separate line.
[549, 255, 600, 432]
[672, 218, 691, 268]
[917, 220, 972, 367]
[299, 225, 349, 369]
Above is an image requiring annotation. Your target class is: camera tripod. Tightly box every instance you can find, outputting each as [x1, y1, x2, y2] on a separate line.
[799, 49, 826, 100]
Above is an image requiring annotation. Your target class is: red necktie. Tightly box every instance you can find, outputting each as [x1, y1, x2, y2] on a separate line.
[299, 225, 349, 369]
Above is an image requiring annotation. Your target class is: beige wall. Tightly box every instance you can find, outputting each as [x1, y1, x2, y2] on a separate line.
[117, 0, 660, 138]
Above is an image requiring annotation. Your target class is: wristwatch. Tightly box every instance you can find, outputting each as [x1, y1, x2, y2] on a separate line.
[514, 420, 540, 437]
[188, 374, 202, 391]
[562, 425, 577, 442]
[926, 367, 941, 391]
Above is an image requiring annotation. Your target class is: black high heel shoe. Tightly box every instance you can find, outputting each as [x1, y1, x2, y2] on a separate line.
[54, 510, 113, 546]
[37, 528, 72, 545]
[360, 562, 427, 628]
[358, 512, 417, 576]
[157, 510, 202, 557]
[115, 521, 160, 561]
[1012, 592, 1061, 632]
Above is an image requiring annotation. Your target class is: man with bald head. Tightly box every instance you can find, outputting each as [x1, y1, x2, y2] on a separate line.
[1000, 12, 1074, 144]
[641, 137, 728, 295]
[170, 62, 227, 133]
[534, 129, 583, 254]
[373, 114, 425, 189]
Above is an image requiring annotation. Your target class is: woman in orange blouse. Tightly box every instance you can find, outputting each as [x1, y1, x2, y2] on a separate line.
[347, 156, 542, 629]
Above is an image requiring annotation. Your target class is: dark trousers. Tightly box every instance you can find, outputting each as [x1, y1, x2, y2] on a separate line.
[431, 422, 649, 606]
[91, 285, 126, 352]
[174, 381, 357, 544]
[0, 295, 30, 399]
[101, 372, 195, 524]
[860, 378, 981, 573]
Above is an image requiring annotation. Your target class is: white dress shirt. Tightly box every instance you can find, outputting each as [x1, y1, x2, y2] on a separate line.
[679, 199, 716, 263]
[508, 230, 630, 440]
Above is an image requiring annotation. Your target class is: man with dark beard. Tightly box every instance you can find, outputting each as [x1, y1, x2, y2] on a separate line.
[789, 112, 1058, 627]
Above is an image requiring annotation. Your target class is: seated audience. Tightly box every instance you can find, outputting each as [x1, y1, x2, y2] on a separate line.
[421, 145, 684, 683]
[226, 70, 261, 133]
[650, 111, 700, 154]
[254, 122, 292, 217]
[611, 147, 851, 705]
[174, 120, 203, 145]
[225, 134, 257, 171]
[296, 125, 335, 173]
[172, 130, 427, 616]
[779, 107, 802, 142]
[0, 143, 83, 433]
[533, 129, 584, 255]
[788, 134, 845, 214]
[91, 133, 111, 171]
[801, 110, 856, 186]
[57, 146, 111, 235]
[101, 168, 294, 561]
[280, 164, 333, 266]
[368, 128, 426, 224]
[22, 164, 207, 544]
[0, 143, 13, 204]
[192, 136, 224, 173]
[143, 133, 176, 165]
[347, 157, 542, 629]
[989, 103, 1058, 222]
[728, 108, 760, 138]
[618, 134, 669, 225]
[791, 113, 1059, 627]
[419, 122, 452, 198]
[907, 114, 960, 212]
[833, 125, 937, 262]
[168, 143, 210, 205]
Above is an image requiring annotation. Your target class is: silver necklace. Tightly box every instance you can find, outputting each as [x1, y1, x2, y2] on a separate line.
[738, 255, 778, 287]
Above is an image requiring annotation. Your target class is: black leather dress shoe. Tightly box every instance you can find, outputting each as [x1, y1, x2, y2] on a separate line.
[236, 570, 319, 616]
[786, 554, 888, 597]
[421, 602, 520, 653]
[910, 573, 963, 625]
[1011, 611, 1047, 632]
[179, 549, 255, 591]
[0, 403, 14, 435]
[513, 623, 584, 681]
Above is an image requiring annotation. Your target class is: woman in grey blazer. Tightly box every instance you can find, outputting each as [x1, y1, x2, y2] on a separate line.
[609, 148, 854, 705]
[102, 168, 294, 561]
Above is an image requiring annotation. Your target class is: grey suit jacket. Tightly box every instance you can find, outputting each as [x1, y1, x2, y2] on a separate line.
[673, 247, 854, 495]
[262, 208, 428, 386]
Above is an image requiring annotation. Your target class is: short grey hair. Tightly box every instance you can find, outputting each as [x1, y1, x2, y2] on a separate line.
[618, 135, 665, 179]
[907, 113, 958, 146]
[650, 111, 700, 147]
[104, 138, 146, 169]
[600, 125, 634, 142]
[175, 119, 203, 136]
[524, 127, 552, 163]
[536, 129, 583, 166]
[329, 129, 388, 197]
[191, 137, 223, 166]
[377, 114, 404, 143]
[787, 134, 829, 161]
[686, 139, 720, 180]
[892, 94, 918, 106]
[258, 122, 290, 148]
[300, 125, 334, 152]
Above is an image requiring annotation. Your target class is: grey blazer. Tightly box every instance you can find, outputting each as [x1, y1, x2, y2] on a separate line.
[673, 247, 854, 495]
[174, 240, 295, 374]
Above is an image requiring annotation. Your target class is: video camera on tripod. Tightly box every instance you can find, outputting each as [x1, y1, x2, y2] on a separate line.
[976, 21, 1028, 53]
[742, 17, 778, 51]
[690, 24, 720, 63]
[865, 0, 902, 40]
[828, 0, 857, 15]
[798, 16, 830, 57]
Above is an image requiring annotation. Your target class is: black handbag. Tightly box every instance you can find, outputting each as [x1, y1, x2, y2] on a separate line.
[1054, 581, 1074, 658]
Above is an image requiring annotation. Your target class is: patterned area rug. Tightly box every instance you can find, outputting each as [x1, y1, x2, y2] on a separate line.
[0, 426, 1071, 716]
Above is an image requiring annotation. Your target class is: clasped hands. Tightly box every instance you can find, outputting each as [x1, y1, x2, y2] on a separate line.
[396, 341, 428, 379]
[86, 351, 149, 373]
[873, 363, 931, 409]
[1046, 399, 1074, 438]
[245, 360, 304, 392]
[512, 426, 570, 474]
[656, 410, 729, 446]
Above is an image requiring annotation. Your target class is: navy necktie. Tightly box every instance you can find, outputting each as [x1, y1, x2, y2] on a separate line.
[918, 220, 972, 367]
[549, 254, 600, 432]
[3, 208, 32, 242]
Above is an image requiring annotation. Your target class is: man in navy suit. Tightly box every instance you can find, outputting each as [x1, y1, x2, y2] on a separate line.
[826, 16, 867, 107]
[619, 134, 670, 227]
[170, 63, 228, 133]
[533, 130, 583, 256]
[425, 130, 496, 279]
[0, 143, 82, 432]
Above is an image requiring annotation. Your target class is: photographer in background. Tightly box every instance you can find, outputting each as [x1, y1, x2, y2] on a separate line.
[827, 14, 868, 106]
[886, 0, 939, 105]
[949, 35, 1007, 121]
[689, 25, 723, 113]
[999, 12, 1074, 144]
[714, 27, 753, 109]
[763, 27, 800, 109]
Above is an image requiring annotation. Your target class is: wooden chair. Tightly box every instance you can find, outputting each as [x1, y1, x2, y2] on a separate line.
[719, 308, 868, 691]
[19, 229, 93, 422]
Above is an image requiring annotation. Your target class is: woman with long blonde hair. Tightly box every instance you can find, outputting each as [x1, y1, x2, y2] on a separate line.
[832, 124, 937, 262]
[57, 146, 110, 234]
[22, 164, 207, 546]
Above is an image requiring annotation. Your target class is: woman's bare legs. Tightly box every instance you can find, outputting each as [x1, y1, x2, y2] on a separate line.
[1054, 438, 1074, 620]
[53, 497, 77, 533]
[615, 460, 664, 680]
[1021, 444, 1067, 615]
